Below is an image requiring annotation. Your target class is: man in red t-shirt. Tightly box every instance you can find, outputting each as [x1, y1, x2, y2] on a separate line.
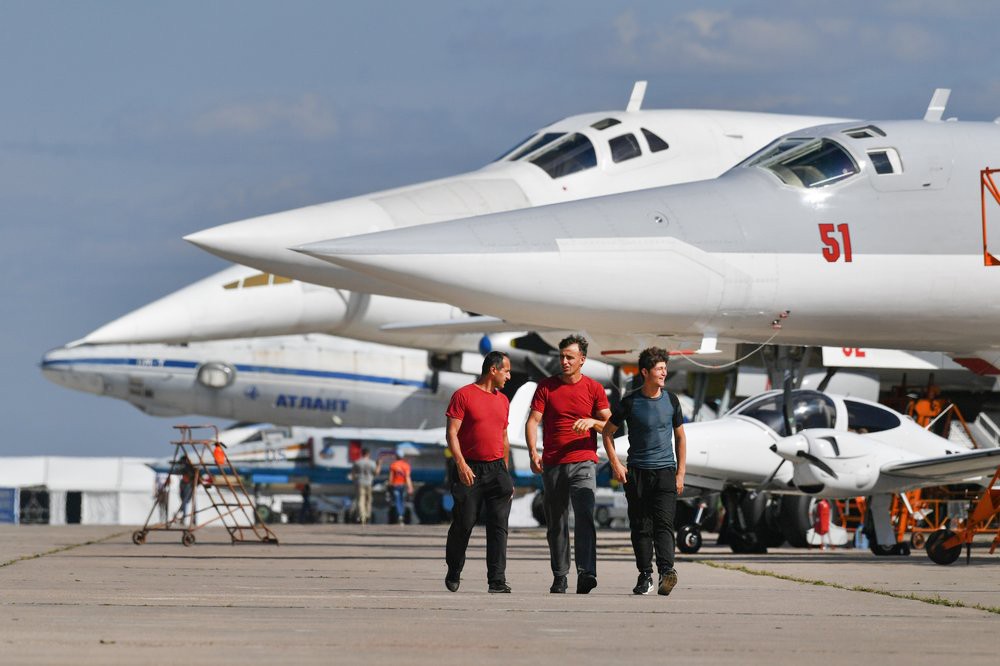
[525, 335, 611, 594]
[444, 351, 513, 593]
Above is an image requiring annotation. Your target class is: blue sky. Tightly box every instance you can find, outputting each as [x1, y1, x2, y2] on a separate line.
[3, 1, 999, 456]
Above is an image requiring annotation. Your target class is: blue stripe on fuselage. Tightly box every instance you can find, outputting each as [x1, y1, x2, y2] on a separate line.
[40, 357, 430, 389]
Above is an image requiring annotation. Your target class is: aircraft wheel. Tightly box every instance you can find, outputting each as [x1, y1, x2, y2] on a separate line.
[414, 485, 443, 525]
[182, 531, 196, 547]
[909, 532, 926, 549]
[677, 524, 702, 554]
[925, 530, 962, 565]
[531, 492, 546, 526]
[131, 530, 146, 546]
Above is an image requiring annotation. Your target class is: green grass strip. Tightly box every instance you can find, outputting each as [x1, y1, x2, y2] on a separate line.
[0, 530, 127, 569]
[696, 559, 1000, 615]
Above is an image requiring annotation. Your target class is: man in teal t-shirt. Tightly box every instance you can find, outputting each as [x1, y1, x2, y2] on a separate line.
[602, 347, 686, 597]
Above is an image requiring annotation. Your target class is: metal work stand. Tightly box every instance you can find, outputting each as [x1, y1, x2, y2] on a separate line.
[133, 425, 279, 546]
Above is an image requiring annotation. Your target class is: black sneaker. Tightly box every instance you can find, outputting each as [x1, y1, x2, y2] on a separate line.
[549, 575, 568, 594]
[632, 572, 654, 595]
[576, 573, 597, 594]
[657, 569, 678, 596]
[445, 571, 460, 592]
[488, 581, 511, 594]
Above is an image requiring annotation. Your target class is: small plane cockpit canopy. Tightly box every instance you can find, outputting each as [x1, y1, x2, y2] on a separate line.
[529, 132, 597, 178]
[844, 399, 900, 433]
[743, 137, 859, 188]
[735, 390, 837, 436]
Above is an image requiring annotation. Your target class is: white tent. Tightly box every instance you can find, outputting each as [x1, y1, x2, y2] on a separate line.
[0, 457, 157, 525]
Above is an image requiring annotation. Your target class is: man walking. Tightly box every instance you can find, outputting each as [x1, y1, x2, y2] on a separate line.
[526, 335, 611, 594]
[350, 448, 378, 524]
[387, 452, 413, 524]
[602, 347, 685, 596]
[444, 351, 514, 593]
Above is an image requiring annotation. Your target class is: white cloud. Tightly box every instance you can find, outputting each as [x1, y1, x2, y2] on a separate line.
[193, 93, 338, 139]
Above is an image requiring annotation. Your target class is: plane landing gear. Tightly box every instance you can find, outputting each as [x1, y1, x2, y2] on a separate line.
[677, 524, 703, 553]
[870, 542, 911, 556]
[720, 488, 779, 554]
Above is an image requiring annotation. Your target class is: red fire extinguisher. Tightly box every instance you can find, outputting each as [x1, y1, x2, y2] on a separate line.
[814, 499, 831, 536]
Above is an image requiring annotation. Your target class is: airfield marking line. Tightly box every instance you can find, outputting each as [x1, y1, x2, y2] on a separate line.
[0, 530, 127, 570]
[695, 559, 1000, 616]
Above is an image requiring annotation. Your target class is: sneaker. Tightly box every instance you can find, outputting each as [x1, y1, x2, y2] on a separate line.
[549, 575, 568, 594]
[576, 573, 598, 594]
[632, 572, 654, 595]
[445, 571, 460, 592]
[657, 569, 678, 596]
[488, 581, 511, 594]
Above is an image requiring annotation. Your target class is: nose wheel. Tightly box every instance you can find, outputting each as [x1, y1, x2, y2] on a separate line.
[677, 524, 703, 553]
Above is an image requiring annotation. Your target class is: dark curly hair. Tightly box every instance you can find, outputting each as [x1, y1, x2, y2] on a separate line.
[637, 346, 669, 374]
[558, 334, 589, 357]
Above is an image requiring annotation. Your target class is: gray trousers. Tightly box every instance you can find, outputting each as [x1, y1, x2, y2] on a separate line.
[542, 461, 597, 577]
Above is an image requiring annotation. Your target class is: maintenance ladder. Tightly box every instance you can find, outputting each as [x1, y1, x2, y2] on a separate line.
[133, 425, 279, 546]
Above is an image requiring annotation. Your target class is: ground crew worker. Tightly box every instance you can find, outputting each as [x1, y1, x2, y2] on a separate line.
[387, 451, 413, 524]
[526, 334, 611, 594]
[350, 448, 378, 525]
[444, 351, 514, 593]
[602, 347, 685, 596]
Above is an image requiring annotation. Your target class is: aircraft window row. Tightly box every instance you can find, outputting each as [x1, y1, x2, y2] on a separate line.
[843, 125, 886, 139]
[529, 132, 597, 178]
[844, 400, 900, 433]
[867, 148, 902, 175]
[642, 128, 669, 152]
[609, 133, 642, 163]
[222, 273, 294, 290]
[591, 117, 621, 130]
[738, 391, 837, 436]
[760, 139, 859, 188]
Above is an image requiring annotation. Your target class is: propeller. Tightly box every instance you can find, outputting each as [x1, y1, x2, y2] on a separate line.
[770, 433, 840, 480]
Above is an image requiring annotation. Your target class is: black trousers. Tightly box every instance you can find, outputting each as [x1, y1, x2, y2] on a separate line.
[625, 466, 677, 574]
[445, 459, 514, 584]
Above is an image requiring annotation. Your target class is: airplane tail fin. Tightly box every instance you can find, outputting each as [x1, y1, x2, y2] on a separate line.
[507, 381, 537, 448]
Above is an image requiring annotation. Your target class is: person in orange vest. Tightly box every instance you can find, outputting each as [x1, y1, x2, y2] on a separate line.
[909, 385, 945, 428]
[388, 451, 414, 524]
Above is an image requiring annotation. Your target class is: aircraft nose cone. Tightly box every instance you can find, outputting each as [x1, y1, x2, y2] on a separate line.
[40, 347, 107, 395]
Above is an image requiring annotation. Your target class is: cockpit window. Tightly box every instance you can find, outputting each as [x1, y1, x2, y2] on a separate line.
[591, 117, 621, 130]
[867, 148, 902, 175]
[737, 391, 837, 436]
[843, 125, 886, 139]
[507, 132, 565, 161]
[844, 400, 900, 433]
[609, 133, 642, 163]
[755, 138, 859, 188]
[642, 128, 669, 152]
[494, 132, 566, 162]
[529, 133, 597, 179]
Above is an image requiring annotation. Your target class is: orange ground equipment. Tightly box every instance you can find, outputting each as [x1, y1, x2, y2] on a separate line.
[924, 466, 1000, 565]
[133, 425, 279, 547]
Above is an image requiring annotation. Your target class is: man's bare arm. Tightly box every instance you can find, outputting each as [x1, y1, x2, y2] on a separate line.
[674, 424, 686, 494]
[601, 421, 627, 483]
[447, 417, 475, 486]
[525, 410, 543, 474]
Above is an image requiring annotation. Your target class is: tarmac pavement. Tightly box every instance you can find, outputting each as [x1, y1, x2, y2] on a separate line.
[1, 524, 997, 665]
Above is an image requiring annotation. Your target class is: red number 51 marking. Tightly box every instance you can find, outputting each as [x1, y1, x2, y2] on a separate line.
[818, 223, 853, 262]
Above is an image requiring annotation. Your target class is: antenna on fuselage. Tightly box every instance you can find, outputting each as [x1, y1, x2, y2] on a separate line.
[923, 88, 951, 122]
[626, 80, 647, 112]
